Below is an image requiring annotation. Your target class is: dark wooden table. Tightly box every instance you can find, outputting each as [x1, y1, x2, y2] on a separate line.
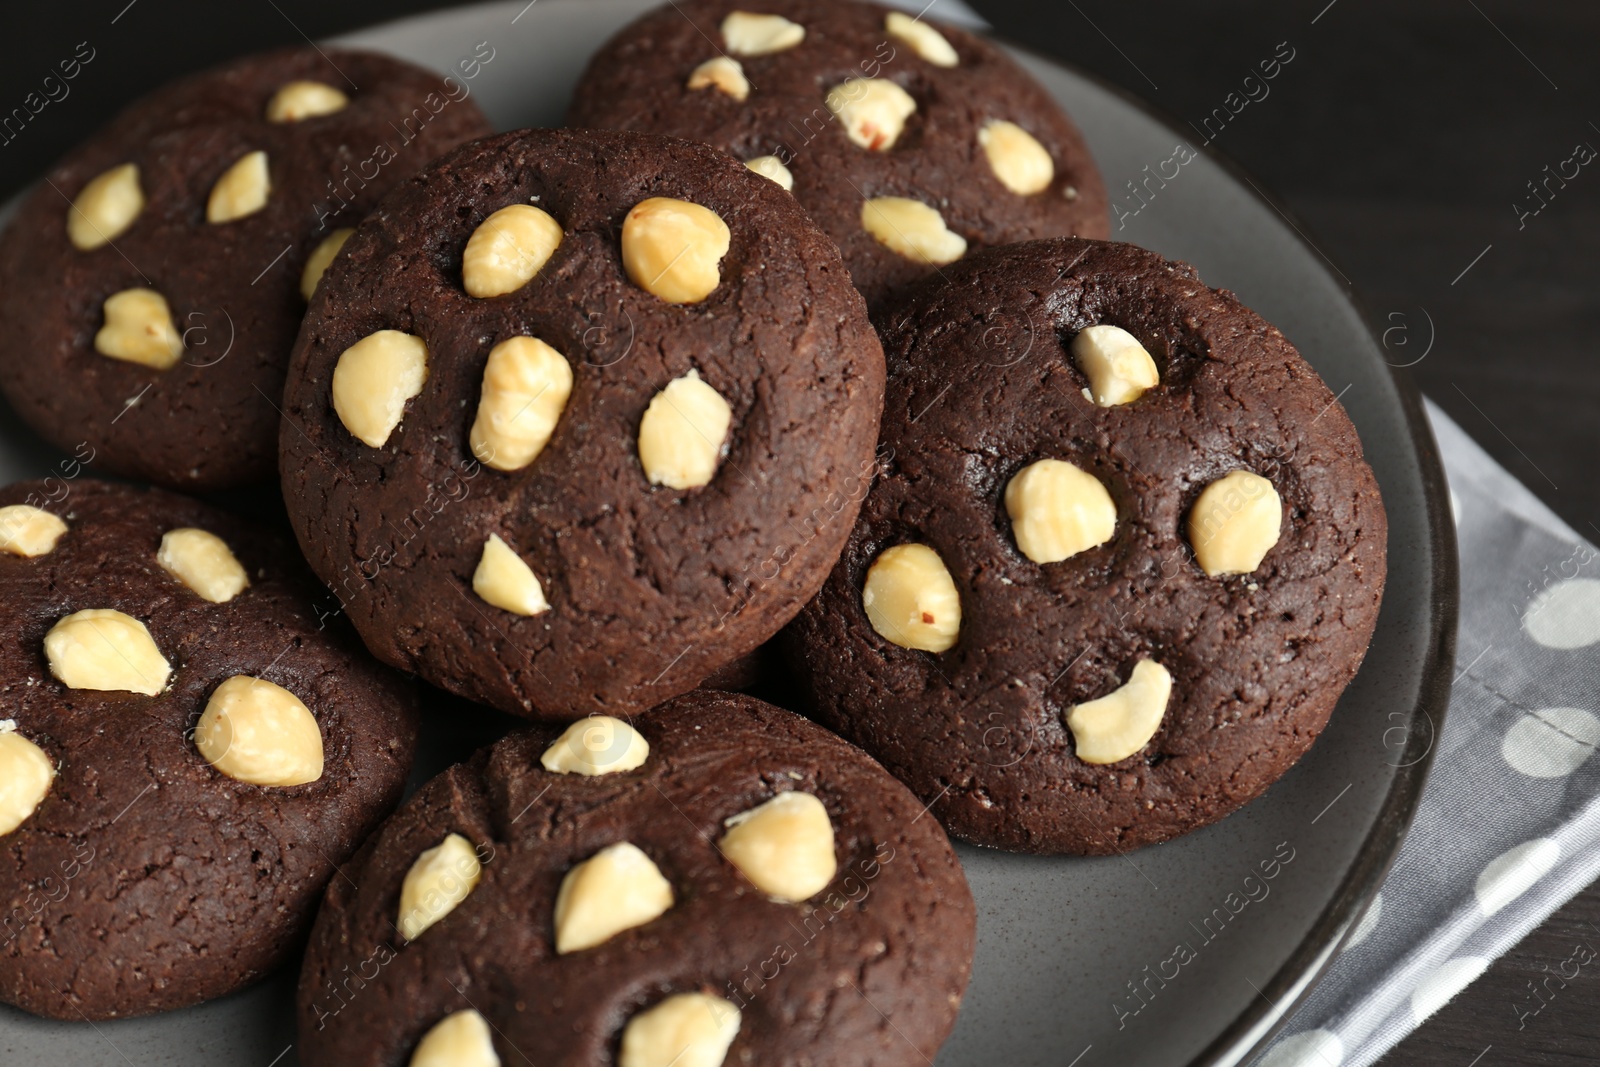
[3, 1, 1596, 1063]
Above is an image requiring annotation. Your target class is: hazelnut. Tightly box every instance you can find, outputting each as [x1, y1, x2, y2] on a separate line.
[461, 204, 564, 299]
[472, 534, 550, 616]
[1070, 324, 1160, 407]
[743, 155, 793, 190]
[265, 80, 349, 123]
[637, 369, 732, 490]
[67, 163, 143, 250]
[398, 833, 483, 941]
[861, 543, 961, 653]
[470, 336, 573, 472]
[718, 791, 836, 903]
[979, 120, 1055, 195]
[94, 287, 184, 370]
[541, 715, 650, 776]
[620, 994, 741, 1067]
[621, 197, 730, 305]
[721, 11, 805, 55]
[300, 227, 355, 301]
[1004, 459, 1116, 564]
[331, 329, 429, 448]
[553, 841, 674, 954]
[207, 150, 271, 224]
[885, 12, 959, 67]
[860, 197, 967, 265]
[825, 78, 916, 151]
[195, 675, 324, 787]
[0, 505, 67, 558]
[687, 57, 749, 102]
[158, 527, 250, 604]
[44, 609, 171, 696]
[1188, 470, 1282, 576]
[0, 724, 55, 838]
[410, 1010, 499, 1067]
[1065, 659, 1172, 765]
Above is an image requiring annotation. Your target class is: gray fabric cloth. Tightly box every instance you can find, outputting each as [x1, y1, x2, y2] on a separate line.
[1250, 400, 1600, 1067]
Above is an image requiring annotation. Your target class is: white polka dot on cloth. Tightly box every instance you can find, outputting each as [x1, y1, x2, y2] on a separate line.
[1258, 1029, 1344, 1067]
[1500, 707, 1600, 778]
[1522, 578, 1600, 649]
[1410, 956, 1489, 1024]
[1475, 838, 1560, 916]
[1345, 893, 1383, 949]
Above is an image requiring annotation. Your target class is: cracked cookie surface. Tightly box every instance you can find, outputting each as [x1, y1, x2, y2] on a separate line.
[297, 690, 975, 1066]
[568, 0, 1109, 311]
[0, 479, 417, 1019]
[279, 127, 885, 721]
[0, 46, 490, 491]
[784, 238, 1388, 854]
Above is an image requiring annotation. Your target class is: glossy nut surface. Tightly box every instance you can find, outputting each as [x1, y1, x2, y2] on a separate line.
[266, 80, 349, 123]
[620, 994, 741, 1067]
[721, 10, 804, 55]
[195, 675, 324, 787]
[331, 330, 428, 448]
[94, 288, 184, 370]
[67, 163, 143, 249]
[1004, 459, 1116, 564]
[398, 833, 483, 941]
[553, 842, 673, 954]
[44, 609, 171, 696]
[207, 150, 271, 223]
[541, 716, 650, 776]
[621, 197, 730, 305]
[0, 506, 67, 558]
[0, 726, 55, 838]
[1065, 659, 1173, 765]
[469, 336, 572, 472]
[1071, 324, 1160, 407]
[637, 370, 732, 490]
[461, 204, 563, 299]
[158, 528, 250, 604]
[718, 791, 837, 902]
[979, 120, 1055, 195]
[1189, 470, 1283, 576]
[861, 543, 961, 653]
[861, 197, 966, 265]
[472, 534, 550, 616]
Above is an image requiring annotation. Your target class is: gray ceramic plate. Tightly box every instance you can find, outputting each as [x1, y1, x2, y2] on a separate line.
[0, 2, 1457, 1064]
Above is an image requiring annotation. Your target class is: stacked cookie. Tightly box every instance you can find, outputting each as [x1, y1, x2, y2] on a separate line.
[0, 45, 488, 1022]
[0, 480, 418, 1018]
[569, 0, 1109, 311]
[0, 3, 1388, 1066]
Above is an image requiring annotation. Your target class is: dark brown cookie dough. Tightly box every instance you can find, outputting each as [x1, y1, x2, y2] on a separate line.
[0, 46, 491, 491]
[568, 0, 1109, 311]
[297, 690, 975, 1066]
[783, 238, 1388, 855]
[0, 479, 418, 1020]
[279, 127, 885, 721]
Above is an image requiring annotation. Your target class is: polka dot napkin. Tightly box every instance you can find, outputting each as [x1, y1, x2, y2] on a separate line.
[1251, 400, 1600, 1067]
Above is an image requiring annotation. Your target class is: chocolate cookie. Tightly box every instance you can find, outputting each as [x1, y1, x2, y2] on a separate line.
[784, 238, 1388, 854]
[297, 690, 975, 1066]
[279, 127, 885, 721]
[0, 479, 418, 1019]
[567, 0, 1109, 310]
[0, 46, 491, 491]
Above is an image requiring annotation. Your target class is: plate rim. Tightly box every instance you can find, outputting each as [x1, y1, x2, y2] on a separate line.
[988, 38, 1461, 1067]
[336, 4, 1464, 1061]
[0, 3, 1462, 1062]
